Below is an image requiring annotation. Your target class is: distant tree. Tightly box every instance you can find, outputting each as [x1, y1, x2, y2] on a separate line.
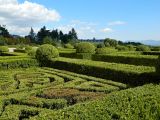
[51, 29, 59, 41]
[70, 28, 78, 40]
[0, 25, 10, 37]
[37, 26, 50, 43]
[59, 30, 63, 42]
[0, 36, 6, 45]
[67, 28, 78, 43]
[28, 27, 36, 43]
[61, 34, 70, 44]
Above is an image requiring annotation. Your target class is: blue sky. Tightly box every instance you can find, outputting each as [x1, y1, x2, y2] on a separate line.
[1, 0, 160, 41]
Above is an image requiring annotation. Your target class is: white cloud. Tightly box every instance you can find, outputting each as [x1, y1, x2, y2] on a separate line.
[57, 20, 97, 38]
[0, 0, 60, 35]
[101, 28, 113, 33]
[108, 21, 126, 26]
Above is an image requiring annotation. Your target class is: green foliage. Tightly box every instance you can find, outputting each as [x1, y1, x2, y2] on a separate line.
[104, 38, 118, 47]
[51, 57, 157, 86]
[37, 84, 160, 120]
[76, 42, 95, 53]
[0, 58, 38, 69]
[143, 51, 160, 55]
[156, 56, 160, 73]
[28, 49, 36, 58]
[0, 36, 6, 45]
[25, 46, 32, 52]
[116, 45, 129, 51]
[43, 36, 53, 45]
[0, 25, 10, 37]
[36, 44, 59, 65]
[127, 45, 136, 51]
[64, 43, 74, 49]
[136, 45, 151, 51]
[96, 47, 117, 54]
[0, 46, 8, 53]
[92, 54, 158, 66]
[96, 43, 105, 48]
[151, 46, 160, 51]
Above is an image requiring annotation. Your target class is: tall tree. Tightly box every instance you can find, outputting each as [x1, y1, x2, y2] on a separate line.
[51, 29, 59, 41]
[37, 26, 50, 43]
[28, 27, 36, 43]
[71, 28, 78, 40]
[0, 25, 10, 37]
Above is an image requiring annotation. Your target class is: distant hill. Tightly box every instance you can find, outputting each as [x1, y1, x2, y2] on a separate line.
[140, 40, 160, 46]
[126, 40, 160, 46]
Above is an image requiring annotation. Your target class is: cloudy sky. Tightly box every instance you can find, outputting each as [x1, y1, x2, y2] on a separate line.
[0, 0, 160, 41]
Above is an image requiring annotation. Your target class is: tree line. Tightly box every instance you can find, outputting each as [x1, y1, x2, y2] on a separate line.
[0, 25, 78, 45]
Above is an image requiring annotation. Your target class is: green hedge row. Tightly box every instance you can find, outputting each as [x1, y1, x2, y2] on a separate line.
[34, 84, 160, 120]
[143, 51, 160, 55]
[0, 58, 39, 69]
[14, 49, 26, 53]
[0, 52, 16, 56]
[59, 53, 92, 60]
[59, 53, 158, 66]
[48, 58, 159, 86]
[92, 54, 158, 66]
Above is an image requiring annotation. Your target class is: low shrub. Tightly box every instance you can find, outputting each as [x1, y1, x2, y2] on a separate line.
[76, 42, 95, 54]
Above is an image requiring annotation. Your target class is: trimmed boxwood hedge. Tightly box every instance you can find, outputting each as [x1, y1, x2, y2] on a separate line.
[34, 84, 160, 120]
[143, 51, 160, 55]
[0, 58, 38, 69]
[92, 54, 158, 66]
[59, 52, 158, 66]
[47, 57, 159, 86]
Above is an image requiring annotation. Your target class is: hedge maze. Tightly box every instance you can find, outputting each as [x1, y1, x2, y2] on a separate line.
[0, 67, 127, 119]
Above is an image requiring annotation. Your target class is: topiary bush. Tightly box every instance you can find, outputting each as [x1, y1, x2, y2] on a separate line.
[36, 44, 59, 65]
[96, 47, 117, 54]
[136, 45, 151, 52]
[64, 43, 74, 49]
[76, 42, 95, 53]
[0, 46, 9, 53]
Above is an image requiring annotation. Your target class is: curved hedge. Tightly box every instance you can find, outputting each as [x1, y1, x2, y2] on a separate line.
[34, 84, 160, 120]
